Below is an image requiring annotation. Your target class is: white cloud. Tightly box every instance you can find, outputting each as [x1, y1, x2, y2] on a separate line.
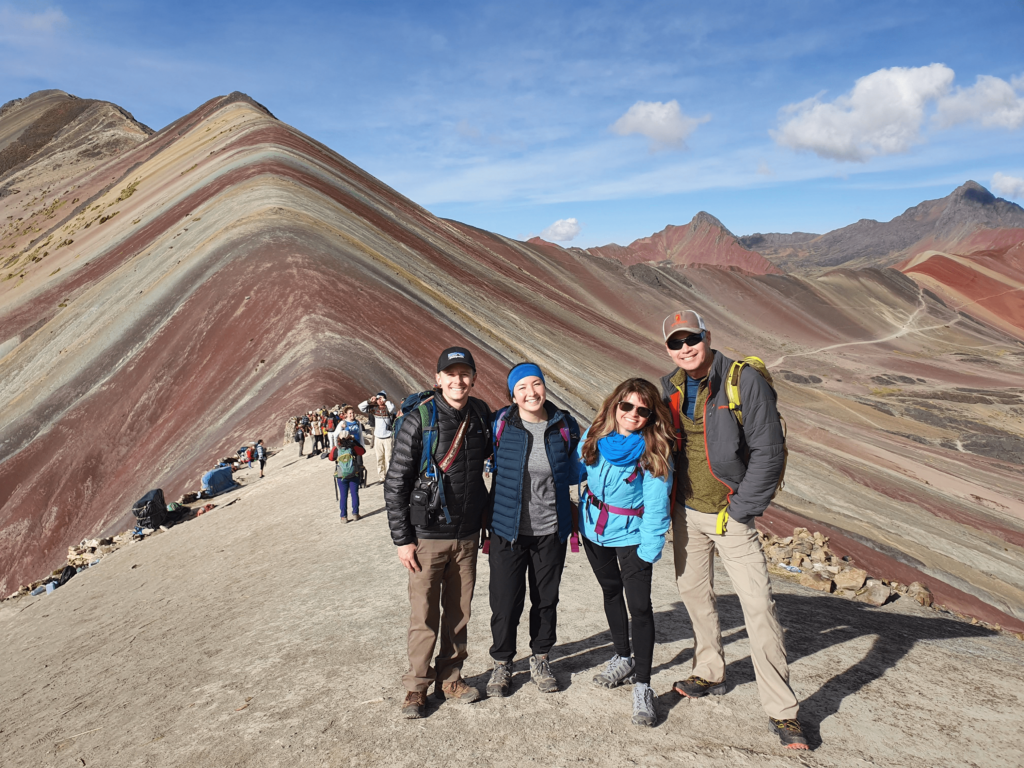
[773, 64, 954, 162]
[541, 217, 581, 241]
[934, 74, 1024, 130]
[610, 100, 710, 150]
[992, 172, 1024, 199]
[0, 6, 68, 36]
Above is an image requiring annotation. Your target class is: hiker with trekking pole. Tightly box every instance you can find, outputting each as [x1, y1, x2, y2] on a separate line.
[331, 428, 366, 523]
[576, 378, 674, 727]
[659, 309, 808, 749]
[385, 347, 493, 718]
[484, 362, 582, 698]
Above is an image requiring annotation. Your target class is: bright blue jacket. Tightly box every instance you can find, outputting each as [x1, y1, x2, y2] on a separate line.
[489, 403, 582, 543]
[577, 429, 672, 563]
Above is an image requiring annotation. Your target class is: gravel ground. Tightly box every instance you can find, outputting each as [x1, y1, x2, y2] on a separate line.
[1, 450, 1022, 768]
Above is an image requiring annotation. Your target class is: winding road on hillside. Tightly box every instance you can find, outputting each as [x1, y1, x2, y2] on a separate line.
[767, 289, 954, 369]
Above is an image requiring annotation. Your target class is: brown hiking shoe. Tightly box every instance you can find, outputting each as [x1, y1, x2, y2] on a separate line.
[439, 678, 481, 704]
[401, 691, 426, 719]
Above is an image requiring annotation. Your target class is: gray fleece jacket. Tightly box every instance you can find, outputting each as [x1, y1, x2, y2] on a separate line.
[659, 351, 786, 524]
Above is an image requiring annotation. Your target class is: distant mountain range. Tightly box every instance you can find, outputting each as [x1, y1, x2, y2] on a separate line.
[740, 180, 1024, 273]
[1, 90, 1024, 633]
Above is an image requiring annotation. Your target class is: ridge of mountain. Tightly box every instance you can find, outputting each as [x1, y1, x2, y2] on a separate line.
[0, 92, 1023, 635]
[0, 90, 152, 192]
[741, 181, 1024, 274]
[579, 211, 783, 275]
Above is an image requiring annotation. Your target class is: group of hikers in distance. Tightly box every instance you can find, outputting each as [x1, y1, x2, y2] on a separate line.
[291, 398, 399, 523]
[378, 309, 808, 749]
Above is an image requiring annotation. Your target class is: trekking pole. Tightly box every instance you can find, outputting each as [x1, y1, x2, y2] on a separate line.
[334, 476, 339, 501]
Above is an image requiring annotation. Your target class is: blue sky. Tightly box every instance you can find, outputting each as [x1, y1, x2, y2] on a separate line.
[2, 0, 1024, 247]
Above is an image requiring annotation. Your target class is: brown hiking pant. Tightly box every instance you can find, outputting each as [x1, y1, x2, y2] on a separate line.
[403, 534, 479, 693]
[673, 506, 799, 720]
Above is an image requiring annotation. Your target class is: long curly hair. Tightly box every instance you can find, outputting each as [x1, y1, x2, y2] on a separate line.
[580, 378, 675, 479]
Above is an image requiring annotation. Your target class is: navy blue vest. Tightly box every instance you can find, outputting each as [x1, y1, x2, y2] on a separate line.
[489, 403, 580, 542]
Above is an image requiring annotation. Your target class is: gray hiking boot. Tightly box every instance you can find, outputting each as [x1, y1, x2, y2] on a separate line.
[529, 654, 559, 693]
[592, 654, 636, 688]
[631, 682, 656, 726]
[487, 660, 512, 698]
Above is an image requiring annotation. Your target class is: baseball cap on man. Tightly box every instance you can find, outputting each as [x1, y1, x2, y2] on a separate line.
[662, 310, 707, 341]
[437, 346, 476, 373]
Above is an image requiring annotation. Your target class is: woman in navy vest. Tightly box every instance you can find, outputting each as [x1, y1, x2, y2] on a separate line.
[485, 362, 582, 698]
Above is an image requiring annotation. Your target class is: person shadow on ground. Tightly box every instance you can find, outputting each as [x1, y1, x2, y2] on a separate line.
[473, 592, 994, 746]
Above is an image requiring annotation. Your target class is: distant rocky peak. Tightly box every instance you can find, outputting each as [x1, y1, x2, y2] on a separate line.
[949, 180, 996, 206]
[936, 180, 1024, 235]
[689, 210, 732, 235]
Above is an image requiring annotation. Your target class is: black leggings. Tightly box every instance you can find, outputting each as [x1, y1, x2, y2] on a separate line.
[489, 533, 567, 663]
[583, 537, 655, 684]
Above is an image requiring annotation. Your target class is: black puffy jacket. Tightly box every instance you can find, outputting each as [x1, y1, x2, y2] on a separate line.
[385, 393, 493, 546]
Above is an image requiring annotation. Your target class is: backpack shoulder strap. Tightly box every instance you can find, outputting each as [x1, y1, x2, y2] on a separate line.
[417, 397, 437, 474]
[669, 388, 684, 451]
[726, 356, 774, 427]
[494, 408, 509, 449]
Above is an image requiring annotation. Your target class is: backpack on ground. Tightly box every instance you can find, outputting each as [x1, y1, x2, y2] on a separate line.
[132, 488, 167, 529]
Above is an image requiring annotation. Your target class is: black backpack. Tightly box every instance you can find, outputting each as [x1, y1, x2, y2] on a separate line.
[132, 488, 167, 529]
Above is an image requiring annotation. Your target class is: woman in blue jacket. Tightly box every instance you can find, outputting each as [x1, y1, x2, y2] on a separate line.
[486, 362, 582, 698]
[579, 377, 674, 727]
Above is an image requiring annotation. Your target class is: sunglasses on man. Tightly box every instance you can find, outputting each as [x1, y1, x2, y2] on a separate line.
[666, 331, 706, 350]
[617, 401, 653, 419]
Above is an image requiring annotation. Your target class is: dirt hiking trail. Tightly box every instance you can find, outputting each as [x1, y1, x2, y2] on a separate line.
[1, 450, 1022, 768]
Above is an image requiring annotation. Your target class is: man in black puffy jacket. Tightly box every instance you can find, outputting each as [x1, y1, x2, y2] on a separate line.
[385, 346, 492, 718]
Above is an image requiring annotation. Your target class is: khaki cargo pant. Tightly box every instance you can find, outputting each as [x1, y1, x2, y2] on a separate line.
[374, 434, 393, 478]
[673, 506, 799, 720]
[404, 534, 479, 693]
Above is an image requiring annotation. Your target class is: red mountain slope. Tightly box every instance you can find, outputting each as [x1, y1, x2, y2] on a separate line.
[585, 211, 782, 275]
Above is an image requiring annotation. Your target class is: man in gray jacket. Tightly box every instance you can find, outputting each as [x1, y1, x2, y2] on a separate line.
[659, 309, 807, 750]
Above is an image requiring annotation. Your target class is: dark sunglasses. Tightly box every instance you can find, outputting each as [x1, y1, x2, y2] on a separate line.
[666, 331, 705, 350]
[617, 401, 653, 419]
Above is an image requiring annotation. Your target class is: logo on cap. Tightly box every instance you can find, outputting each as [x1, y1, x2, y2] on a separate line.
[448, 352, 465, 359]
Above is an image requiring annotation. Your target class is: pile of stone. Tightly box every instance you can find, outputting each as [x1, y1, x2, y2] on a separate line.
[760, 526, 934, 609]
[6, 524, 168, 600]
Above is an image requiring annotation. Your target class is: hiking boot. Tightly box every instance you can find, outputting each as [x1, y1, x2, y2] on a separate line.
[352, 513, 361, 521]
[486, 660, 512, 698]
[631, 682, 656, 727]
[673, 675, 726, 698]
[439, 678, 481, 704]
[341, 515, 349, 523]
[592, 654, 636, 689]
[401, 691, 426, 719]
[768, 717, 809, 749]
[529, 654, 558, 693]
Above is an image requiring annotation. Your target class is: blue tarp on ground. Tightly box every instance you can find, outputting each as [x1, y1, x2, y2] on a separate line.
[201, 466, 236, 496]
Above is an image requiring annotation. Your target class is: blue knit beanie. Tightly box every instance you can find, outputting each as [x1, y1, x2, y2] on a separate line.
[507, 363, 545, 395]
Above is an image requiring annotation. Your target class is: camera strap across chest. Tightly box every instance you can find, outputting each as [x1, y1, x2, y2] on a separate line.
[437, 413, 472, 473]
